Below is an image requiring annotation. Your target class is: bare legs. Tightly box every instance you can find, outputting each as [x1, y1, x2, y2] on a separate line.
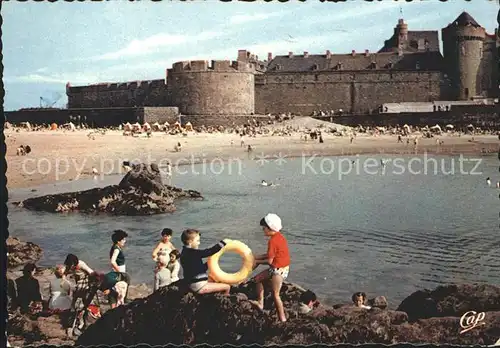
[251, 270, 287, 322]
[197, 282, 230, 296]
[270, 274, 286, 322]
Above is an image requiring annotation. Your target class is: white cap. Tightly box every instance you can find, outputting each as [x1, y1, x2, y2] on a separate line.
[264, 213, 282, 232]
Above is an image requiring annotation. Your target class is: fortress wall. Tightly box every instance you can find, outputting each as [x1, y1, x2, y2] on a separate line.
[67, 79, 169, 108]
[320, 105, 499, 128]
[167, 60, 255, 115]
[180, 114, 269, 127]
[142, 107, 179, 124]
[5, 107, 141, 127]
[255, 71, 443, 115]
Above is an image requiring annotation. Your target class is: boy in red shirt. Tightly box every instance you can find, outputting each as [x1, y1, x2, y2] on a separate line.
[251, 213, 290, 322]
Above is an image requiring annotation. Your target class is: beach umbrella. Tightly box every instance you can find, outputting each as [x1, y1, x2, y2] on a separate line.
[445, 124, 454, 129]
[467, 124, 474, 129]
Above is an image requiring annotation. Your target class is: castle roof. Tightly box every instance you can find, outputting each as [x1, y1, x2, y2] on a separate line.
[266, 51, 444, 73]
[445, 12, 481, 28]
[378, 31, 440, 53]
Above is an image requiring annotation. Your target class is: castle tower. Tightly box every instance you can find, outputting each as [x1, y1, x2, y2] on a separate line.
[442, 12, 486, 100]
[394, 18, 409, 50]
[497, 6, 500, 97]
[166, 60, 255, 116]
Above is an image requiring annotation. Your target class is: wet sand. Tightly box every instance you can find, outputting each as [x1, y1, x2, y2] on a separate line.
[5, 129, 499, 189]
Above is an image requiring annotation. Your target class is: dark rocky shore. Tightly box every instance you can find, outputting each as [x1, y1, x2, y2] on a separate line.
[6, 237, 500, 346]
[15, 163, 203, 215]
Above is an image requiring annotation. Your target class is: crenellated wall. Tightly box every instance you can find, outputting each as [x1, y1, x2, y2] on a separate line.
[67, 79, 169, 108]
[255, 70, 446, 115]
[166, 60, 255, 115]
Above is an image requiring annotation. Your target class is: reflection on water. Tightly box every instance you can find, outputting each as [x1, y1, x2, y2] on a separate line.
[8, 154, 500, 306]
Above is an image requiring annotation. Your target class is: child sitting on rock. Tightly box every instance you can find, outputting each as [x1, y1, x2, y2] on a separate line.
[167, 249, 181, 283]
[179, 229, 230, 295]
[15, 263, 42, 314]
[154, 255, 172, 291]
[251, 213, 291, 323]
[297, 290, 317, 314]
[48, 265, 72, 312]
[99, 272, 129, 308]
[352, 292, 371, 309]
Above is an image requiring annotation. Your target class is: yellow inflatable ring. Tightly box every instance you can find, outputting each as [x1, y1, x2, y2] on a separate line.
[207, 239, 255, 285]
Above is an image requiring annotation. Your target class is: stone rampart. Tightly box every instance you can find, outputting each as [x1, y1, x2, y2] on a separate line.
[67, 79, 168, 108]
[255, 70, 446, 115]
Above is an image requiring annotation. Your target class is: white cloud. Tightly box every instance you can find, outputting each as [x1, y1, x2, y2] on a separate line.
[7, 72, 102, 85]
[92, 31, 224, 61]
[229, 12, 284, 25]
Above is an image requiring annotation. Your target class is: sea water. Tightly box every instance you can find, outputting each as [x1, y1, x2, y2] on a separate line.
[7, 154, 500, 306]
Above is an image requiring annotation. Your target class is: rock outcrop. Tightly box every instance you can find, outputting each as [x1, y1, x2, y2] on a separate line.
[75, 281, 500, 346]
[396, 284, 500, 321]
[7, 237, 43, 269]
[17, 163, 203, 215]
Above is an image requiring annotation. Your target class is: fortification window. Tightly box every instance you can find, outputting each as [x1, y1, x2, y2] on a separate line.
[275, 64, 281, 71]
[415, 61, 420, 70]
[336, 63, 343, 71]
[312, 64, 319, 71]
[369, 62, 377, 69]
[410, 40, 418, 50]
[479, 47, 483, 58]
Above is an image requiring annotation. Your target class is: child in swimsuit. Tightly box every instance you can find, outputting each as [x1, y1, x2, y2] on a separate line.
[251, 213, 291, 322]
[179, 229, 231, 295]
[352, 292, 371, 309]
[152, 228, 175, 262]
[167, 249, 181, 283]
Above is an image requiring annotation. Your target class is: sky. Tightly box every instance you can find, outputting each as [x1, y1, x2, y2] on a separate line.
[2, 0, 498, 111]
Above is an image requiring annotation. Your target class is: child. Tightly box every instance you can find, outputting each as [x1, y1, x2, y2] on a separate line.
[15, 263, 42, 314]
[99, 272, 129, 308]
[167, 249, 181, 283]
[110, 230, 128, 273]
[179, 229, 231, 295]
[352, 292, 371, 309]
[251, 213, 291, 322]
[64, 254, 94, 310]
[298, 290, 317, 314]
[109, 230, 131, 305]
[154, 255, 172, 291]
[48, 265, 72, 311]
[152, 228, 175, 262]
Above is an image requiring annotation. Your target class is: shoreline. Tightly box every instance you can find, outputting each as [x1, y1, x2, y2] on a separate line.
[5, 129, 499, 189]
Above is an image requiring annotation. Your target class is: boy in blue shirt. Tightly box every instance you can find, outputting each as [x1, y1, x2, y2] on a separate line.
[180, 229, 230, 295]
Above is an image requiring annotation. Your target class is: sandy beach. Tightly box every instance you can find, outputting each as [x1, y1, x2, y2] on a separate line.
[5, 129, 499, 189]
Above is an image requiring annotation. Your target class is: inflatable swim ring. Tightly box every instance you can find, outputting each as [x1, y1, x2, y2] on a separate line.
[207, 239, 255, 285]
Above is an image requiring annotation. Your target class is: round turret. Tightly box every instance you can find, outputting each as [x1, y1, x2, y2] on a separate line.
[167, 60, 255, 116]
[442, 12, 486, 100]
[395, 19, 408, 43]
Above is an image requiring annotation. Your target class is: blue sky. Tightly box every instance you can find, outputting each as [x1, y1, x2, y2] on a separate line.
[3, 0, 497, 111]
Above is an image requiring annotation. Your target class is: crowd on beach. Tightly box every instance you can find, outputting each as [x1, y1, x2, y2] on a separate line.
[8, 213, 373, 332]
[7, 117, 499, 163]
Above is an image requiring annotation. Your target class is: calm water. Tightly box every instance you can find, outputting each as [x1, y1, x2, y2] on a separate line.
[7, 154, 500, 306]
